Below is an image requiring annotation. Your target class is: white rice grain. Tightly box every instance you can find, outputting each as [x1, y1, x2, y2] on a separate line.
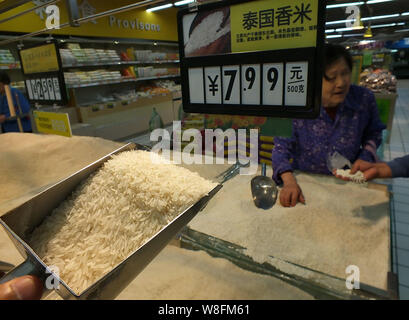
[29, 150, 216, 295]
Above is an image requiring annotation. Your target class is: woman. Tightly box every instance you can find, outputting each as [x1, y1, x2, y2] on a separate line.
[271, 44, 386, 207]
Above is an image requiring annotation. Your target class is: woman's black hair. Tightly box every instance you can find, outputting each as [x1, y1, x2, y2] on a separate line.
[324, 43, 353, 73]
[0, 72, 11, 85]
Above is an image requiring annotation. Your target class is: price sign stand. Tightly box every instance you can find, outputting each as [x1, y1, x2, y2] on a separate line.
[177, 0, 326, 119]
[18, 41, 68, 106]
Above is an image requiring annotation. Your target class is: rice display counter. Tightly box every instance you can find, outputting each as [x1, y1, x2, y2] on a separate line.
[0, 135, 397, 299]
[177, 162, 397, 300]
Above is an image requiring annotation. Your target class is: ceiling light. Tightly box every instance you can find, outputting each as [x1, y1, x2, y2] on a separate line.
[366, 0, 394, 4]
[395, 28, 409, 32]
[371, 23, 396, 28]
[326, 19, 355, 26]
[359, 40, 375, 45]
[343, 33, 365, 37]
[146, 3, 173, 12]
[174, 0, 194, 6]
[326, 2, 364, 9]
[325, 29, 335, 33]
[336, 26, 364, 32]
[326, 34, 343, 39]
[402, 12, 409, 16]
[361, 14, 400, 21]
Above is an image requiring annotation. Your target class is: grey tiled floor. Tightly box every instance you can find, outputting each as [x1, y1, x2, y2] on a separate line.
[124, 83, 409, 299]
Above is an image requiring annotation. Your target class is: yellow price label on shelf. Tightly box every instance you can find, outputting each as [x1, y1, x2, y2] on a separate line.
[33, 111, 72, 137]
[20, 43, 60, 74]
[231, 0, 318, 53]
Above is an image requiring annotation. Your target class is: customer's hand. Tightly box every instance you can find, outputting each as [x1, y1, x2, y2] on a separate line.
[333, 159, 392, 181]
[0, 275, 43, 300]
[279, 172, 306, 207]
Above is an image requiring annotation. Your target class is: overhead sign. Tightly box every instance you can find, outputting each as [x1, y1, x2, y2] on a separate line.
[33, 110, 72, 137]
[177, 0, 326, 119]
[19, 42, 59, 74]
[18, 42, 68, 105]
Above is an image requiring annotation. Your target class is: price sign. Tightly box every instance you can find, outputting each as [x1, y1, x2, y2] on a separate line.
[18, 41, 68, 105]
[33, 110, 72, 137]
[177, 0, 326, 119]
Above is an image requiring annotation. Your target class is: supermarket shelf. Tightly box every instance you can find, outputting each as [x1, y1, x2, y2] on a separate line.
[0, 64, 20, 70]
[66, 74, 180, 89]
[62, 60, 180, 69]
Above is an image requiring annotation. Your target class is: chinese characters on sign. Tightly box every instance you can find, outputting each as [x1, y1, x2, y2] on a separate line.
[242, 3, 312, 29]
[239, 3, 316, 44]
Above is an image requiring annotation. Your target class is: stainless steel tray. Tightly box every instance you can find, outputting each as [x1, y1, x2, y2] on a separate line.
[0, 143, 222, 299]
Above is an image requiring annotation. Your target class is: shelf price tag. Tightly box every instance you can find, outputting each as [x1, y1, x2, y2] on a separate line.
[178, 0, 325, 119]
[33, 110, 72, 137]
[18, 41, 68, 106]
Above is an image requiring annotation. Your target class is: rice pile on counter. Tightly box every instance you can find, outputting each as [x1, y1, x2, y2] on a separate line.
[29, 150, 216, 295]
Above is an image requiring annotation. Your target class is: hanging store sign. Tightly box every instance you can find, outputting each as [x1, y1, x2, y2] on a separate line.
[18, 42, 68, 105]
[177, 0, 326, 119]
[33, 110, 72, 137]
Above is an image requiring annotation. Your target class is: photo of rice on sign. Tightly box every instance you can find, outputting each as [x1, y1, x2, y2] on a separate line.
[183, 7, 231, 57]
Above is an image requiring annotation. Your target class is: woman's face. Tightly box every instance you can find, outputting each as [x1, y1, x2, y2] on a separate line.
[321, 57, 352, 108]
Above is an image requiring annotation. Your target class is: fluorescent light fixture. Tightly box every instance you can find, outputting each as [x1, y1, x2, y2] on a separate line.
[361, 14, 400, 21]
[402, 12, 409, 16]
[343, 33, 365, 37]
[371, 23, 397, 28]
[326, 2, 364, 9]
[359, 40, 375, 45]
[326, 19, 355, 26]
[325, 29, 335, 33]
[146, 3, 173, 12]
[326, 34, 343, 39]
[366, 0, 394, 4]
[395, 28, 409, 32]
[391, 49, 398, 52]
[397, 22, 406, 26]
[174, 0, 194, 5]
[335, 26, 364, 32]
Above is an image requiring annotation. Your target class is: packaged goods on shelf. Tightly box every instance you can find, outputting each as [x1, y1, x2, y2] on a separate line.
[154, 80, 181, 92]
[134, 50, 152, 62]
[60, 49, 78, 65]
[64, 70, 124, 85]
[0, 49, 16, 64]
[135, 80, 180, 97]
[167, 67, 180, 75]
[136, 66, 154, 77]
[60, 47, 121, 65]
[11, 81, 25, 91]
[359, 68, 397, 94]
[166, 52, 179, 60]
[150, 52, 167, 61]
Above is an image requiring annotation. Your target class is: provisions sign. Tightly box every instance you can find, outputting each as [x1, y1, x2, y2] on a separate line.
[177, 0, 325, 119]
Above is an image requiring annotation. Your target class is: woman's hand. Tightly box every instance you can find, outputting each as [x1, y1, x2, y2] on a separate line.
[333, 159, 392, 181]
[279, 172, 306, 207]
